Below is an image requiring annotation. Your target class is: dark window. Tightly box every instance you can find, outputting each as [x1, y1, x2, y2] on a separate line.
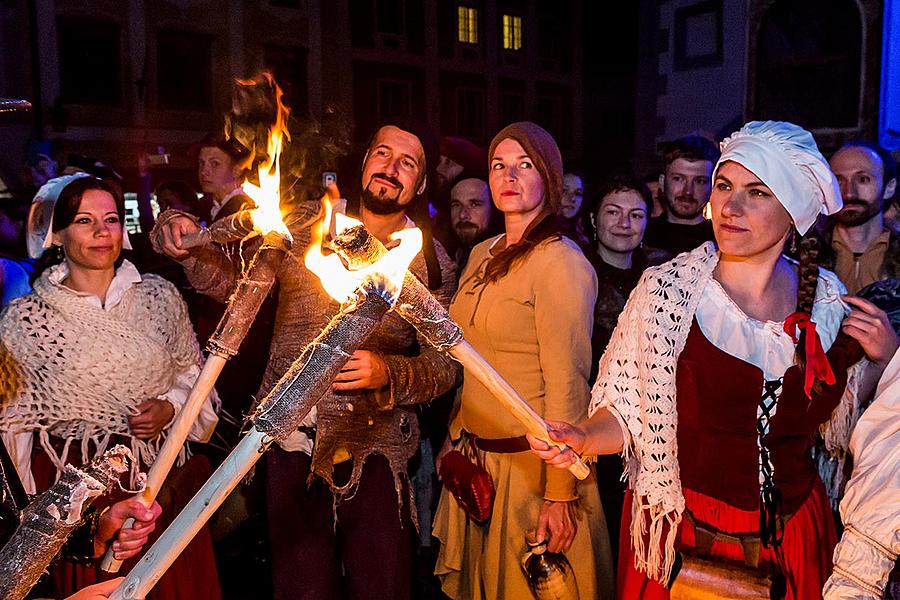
[377, 79, 412, 120]
[57, 17, 121, 106]
[376, 0, 404, 35]
[269, 0, 302, 6]
[500, 93, 525, 125]
[754, 0, 861, 129]
[456, 87, 485, 139]
[157, 30, 212, 111]
[350, 0, 377, 48]
[264, 45, 309, 115]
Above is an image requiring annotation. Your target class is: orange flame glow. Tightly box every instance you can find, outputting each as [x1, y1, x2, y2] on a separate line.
[304, 199, 422, 304]
[234, 74, 292, 240]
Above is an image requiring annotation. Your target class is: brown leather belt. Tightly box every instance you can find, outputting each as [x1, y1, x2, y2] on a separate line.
[684, 508, 794, 569]
[472, 435, 530, 453]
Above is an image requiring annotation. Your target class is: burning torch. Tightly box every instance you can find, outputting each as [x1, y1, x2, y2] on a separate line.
[327, 211, 591, 480]
[101, 94, 294, 572]
[109, 219, 423, 600]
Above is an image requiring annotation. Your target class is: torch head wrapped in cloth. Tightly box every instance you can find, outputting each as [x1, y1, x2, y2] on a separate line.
[330, 224, 464, 352]
[207, 230, 292, 357]
[0, 446, 134, 600]
[250, 202, 423, 440]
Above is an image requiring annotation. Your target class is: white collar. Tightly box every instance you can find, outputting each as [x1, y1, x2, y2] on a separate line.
[47, 259, 143, 310]
[210, 187, 244, 219]
[695, 266, 848, 380]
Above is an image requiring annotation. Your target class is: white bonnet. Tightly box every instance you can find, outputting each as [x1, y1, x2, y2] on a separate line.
[715, 121, 841, 235]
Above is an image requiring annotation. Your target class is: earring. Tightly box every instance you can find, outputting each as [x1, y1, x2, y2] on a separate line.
[52, 244, 64, 261]
[790, 230, 798, 254]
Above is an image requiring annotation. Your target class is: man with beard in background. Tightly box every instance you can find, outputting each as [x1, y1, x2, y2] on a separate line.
[643, 135, 718, 255]
[448, 177, 497, 269]
[823, 141, 899, 294]
[154, 119, 458, 600]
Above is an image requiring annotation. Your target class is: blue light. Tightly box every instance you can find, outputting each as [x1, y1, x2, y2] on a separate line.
[880, 0, 900, 149]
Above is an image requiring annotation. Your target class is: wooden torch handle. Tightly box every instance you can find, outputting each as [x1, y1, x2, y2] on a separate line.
[448, 341, 591, 480]
[100, 354, 228, 572]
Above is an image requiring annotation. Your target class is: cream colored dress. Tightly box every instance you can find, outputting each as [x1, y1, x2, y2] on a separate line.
[434, 235, 615, 599]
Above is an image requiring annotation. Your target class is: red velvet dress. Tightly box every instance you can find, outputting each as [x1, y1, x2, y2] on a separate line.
[618, 320, 862, 600]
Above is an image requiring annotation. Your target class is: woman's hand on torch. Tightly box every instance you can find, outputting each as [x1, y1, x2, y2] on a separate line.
[332, 350, 390, 391]
[526, 420, 587, 470]
[94, 499, 163, 560]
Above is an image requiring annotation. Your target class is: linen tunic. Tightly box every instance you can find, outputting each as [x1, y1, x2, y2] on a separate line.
[434, 234, 614, 600]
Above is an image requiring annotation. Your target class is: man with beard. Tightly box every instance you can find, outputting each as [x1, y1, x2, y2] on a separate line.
[643, 135, 718, 255]
[153, 120, 458, 600]
[824, 141, 899, 294]
[449, 177, 496, 269]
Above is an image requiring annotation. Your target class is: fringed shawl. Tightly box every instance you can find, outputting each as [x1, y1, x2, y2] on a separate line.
[589, 242, 866, 583]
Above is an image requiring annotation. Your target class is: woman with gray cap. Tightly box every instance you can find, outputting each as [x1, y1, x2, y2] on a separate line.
[434, 122, 614, 599]
[528, 121, 898, 599]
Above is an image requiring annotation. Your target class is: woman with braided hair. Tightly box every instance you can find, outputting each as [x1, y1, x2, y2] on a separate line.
[528, 121, 899, 599]
[0, 174, 221, 598]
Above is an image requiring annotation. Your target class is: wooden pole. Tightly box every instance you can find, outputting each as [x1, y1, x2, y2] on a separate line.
[448, 341, 590, 480]
[99, 354, 227, 572]
[102, 232, 289, 572]
[332, 226, 591, 480]
[109, 428, 271, 600]
[110, 284, 394, 599]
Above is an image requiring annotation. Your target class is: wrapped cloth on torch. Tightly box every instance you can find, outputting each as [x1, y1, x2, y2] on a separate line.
[111, 273, 409, 599]
[330, 224, 592, 480]
[0, 446, 134, 600]
[101, 230, 291, 572]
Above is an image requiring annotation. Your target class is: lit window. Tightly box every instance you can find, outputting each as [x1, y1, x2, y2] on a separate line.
[458, 6, 478, 44]
[502, 14, 522, 51]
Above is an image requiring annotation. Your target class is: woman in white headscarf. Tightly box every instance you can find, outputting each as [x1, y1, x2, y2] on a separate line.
[528, 121, 899, 599]
[0, 174, 220, 599]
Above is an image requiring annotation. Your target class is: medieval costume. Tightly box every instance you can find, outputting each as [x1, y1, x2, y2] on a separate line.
[0, 174, 220, 599]
[167, 182, 458, 598]
[824, 347, 900, 599]
[433, 122, 614, 600]
[822, 226, 900, 295]
[590, 122, 865, 599]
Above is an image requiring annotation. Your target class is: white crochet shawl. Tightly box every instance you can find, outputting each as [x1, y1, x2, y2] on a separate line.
[0, 264, 200, 488]
[589, 242, 865, 583]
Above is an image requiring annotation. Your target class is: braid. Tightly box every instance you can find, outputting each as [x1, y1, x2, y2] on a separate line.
[794, 230, 820, 369]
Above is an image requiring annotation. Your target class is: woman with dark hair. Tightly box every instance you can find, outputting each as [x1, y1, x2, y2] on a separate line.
[587, 174, 671, 571]
[433, 122, 614, 599]
[589, 174, 671, 367]
[0, 174, 221, 599]
[529, 122, 899, 599]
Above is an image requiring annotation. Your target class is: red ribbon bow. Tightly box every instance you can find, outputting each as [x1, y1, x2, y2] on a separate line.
[783, 312, 836, 398]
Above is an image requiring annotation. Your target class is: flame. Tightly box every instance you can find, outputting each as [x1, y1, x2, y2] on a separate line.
[304, 198, 422, 304]
[234, 73, 292, 240]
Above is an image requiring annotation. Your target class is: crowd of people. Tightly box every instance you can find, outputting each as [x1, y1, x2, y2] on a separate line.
[0, 114, 897, 600]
